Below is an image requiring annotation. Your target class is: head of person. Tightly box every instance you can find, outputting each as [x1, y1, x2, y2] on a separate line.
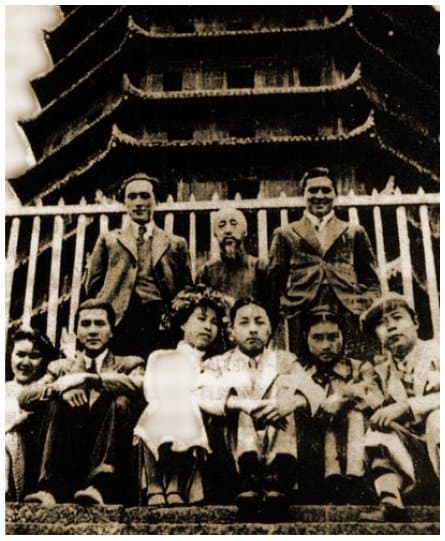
[360, 293, 418, 358]
[212, 206, 248, 260]
[302, 306, 344, 364]
[75, 300, 115, 357]
[299, 166, 337, 219]
[120, 172, 159, 225]
[162, 285, 228, 354]
[10, 326, 59, 384]
[229, 298, 273, 357]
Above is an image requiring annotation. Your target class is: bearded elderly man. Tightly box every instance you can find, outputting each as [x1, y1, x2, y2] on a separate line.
[267, 167, 381, 355]
[20, 300, 145, 506]
[85, 173, 192, 357]
[196, 206, 267, 306]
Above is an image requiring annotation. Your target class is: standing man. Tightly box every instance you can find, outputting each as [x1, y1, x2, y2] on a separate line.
[20, 300, 145, 505]
[196, 206, 267, 306]
[359, 293, 439, 522]
[85, 173, 192, 357]
[267, 167, 381, 354]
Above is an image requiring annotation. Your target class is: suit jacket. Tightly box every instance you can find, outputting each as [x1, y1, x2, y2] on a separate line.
[196, 253, 268, 305]
[267, 215, 381, 317]
[85, 222, 192, 324]
[373, 339, 439, 423]
[18, 350, 145, 411]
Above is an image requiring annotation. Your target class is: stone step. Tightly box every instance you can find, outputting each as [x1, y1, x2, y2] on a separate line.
[6, 503, 440, 525]
[6, 521, 440, 535]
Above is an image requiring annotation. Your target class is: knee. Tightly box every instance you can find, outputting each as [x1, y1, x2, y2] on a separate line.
[112, 395, 132, 413]
[425, 410, 440, 443]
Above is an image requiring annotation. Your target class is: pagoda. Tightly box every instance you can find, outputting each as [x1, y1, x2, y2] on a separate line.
[9, 5, 439, 204]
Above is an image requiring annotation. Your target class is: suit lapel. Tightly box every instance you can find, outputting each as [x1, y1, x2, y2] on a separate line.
[151, 225, 171, 267]
[101, 351, 115, 372]
[322, 216, 349, 255]
[292, 217, 321, 254]
[117, 223, 138, 261]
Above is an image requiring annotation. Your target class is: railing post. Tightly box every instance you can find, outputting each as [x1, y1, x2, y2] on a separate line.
[189, 210, 197, 282]
[395, 198, 414, 307]
[22, 216, 41, 327]
[419, 201, 439, 338]
[6, 217, 20, 327]
[47, 213, 65, 343]
[257, 209, 268, 260]
[372, 190, 389, 294]
[68, 214, 87, 334]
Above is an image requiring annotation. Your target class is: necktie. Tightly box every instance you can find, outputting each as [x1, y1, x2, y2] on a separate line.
[137, 225, 147, 262]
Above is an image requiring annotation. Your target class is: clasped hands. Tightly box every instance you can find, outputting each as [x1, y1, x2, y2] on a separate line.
[234, 395, 306, 430]
[52, 372, 102, 408]
[369, 401, 410, 430]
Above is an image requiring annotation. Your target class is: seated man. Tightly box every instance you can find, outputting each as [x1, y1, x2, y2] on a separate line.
[201, 298, 326, 512]
[359, 293, 439, 522]
[298, 306, 383, 503]
[20, 300, 145, 505]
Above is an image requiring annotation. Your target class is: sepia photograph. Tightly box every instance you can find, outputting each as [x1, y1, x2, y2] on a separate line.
[5, 4, 439, 534]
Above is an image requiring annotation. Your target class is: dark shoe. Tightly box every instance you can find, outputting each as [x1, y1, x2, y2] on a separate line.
[236, 490, 261, 512]
[264, 490, 289, 511]
[359, 503, 410, 523]
[74, 485, 104, 506]
[24, 490, 57, 506]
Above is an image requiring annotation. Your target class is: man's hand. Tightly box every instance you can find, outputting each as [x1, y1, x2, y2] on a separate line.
[320, 393, 347, 416]
[370, 402, 410, 429]
[52, 373, 96, 394]
[62, 388, 88, 408]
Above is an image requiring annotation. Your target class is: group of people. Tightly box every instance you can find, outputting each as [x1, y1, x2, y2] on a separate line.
[6, 168, 439, 522]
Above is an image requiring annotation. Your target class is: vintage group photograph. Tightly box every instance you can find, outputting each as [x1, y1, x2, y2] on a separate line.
[5, 4, 439, 535]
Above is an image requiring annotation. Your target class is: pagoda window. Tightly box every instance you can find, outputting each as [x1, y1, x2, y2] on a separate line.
[229, 123, 256, 139]
[202, 70, 226, 90]
[298, 55, 322, 87]
[227, 67, 254, 89]
[172, 19, 195, 33]
[163, 71, 183, 91]
[166, 127, 194, 141]
[226, 19, 252, 31]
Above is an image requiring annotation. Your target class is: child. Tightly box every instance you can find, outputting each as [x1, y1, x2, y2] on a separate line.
[201, 297, 326, 511]
[134, 286, 227, 505]
[299, 305, 383, 503]
[6, 327, 59, 501]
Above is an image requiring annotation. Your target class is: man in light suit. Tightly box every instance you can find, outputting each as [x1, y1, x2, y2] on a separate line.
[359, 293, 439, 522]
[85, 173, 192, 357]
[267, 166, 381, 355]
[20, 300, 145, 505]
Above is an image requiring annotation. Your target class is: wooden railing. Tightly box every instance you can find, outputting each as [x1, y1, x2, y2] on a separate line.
[5, 188, 440, 345]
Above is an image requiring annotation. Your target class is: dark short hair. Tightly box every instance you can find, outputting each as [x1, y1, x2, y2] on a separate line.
[301, 311, 344, 337]
[75, 300, 116, 330]
[229, 297, 272, 325]
[119, 172, 160, 201]
[299, 166, 336, 195]
[360, 293, 417, 336]
[11, 326, 60, 372]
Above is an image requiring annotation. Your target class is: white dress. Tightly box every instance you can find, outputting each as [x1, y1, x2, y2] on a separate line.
[134, 342, 211, 460]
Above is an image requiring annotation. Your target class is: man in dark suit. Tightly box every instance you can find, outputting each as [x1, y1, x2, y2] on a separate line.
[20, 300, 145, 505]
[85, 173, 192, 357]
[267, 167, 381, 355]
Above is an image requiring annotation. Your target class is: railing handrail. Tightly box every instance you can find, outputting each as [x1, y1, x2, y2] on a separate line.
[5, 190, 440, 217]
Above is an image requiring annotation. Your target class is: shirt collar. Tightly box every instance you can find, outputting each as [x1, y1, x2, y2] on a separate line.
[304, 209, 335, 231]
[234, 346, 266, 369]
[83, 348, 109, 373]
[130, 220, 154, 240]
[177, 341, 206, 360]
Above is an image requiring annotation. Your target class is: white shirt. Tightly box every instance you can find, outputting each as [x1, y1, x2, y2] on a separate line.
[304, 210, 335, 233]
[130, 219, 154, 241]
[83, 348, 109, 374]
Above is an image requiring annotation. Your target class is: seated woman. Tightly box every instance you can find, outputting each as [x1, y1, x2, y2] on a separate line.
[6, 327, 59, 501]
[298, 305, 383, 504]
[133, 285, 228, 506]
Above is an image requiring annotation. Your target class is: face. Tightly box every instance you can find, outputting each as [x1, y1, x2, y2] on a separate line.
[213, 209, 247, 255]
[307, 320, 343, 363]
[181, 305, 219, 351]
[232, 303, 271, 357]
[304, 176, 336, 218]
[76, 308, 113, 356]
[374, 307, 418, 357]
[11, 339, 45, 384]
[124, 179, 156, 224]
